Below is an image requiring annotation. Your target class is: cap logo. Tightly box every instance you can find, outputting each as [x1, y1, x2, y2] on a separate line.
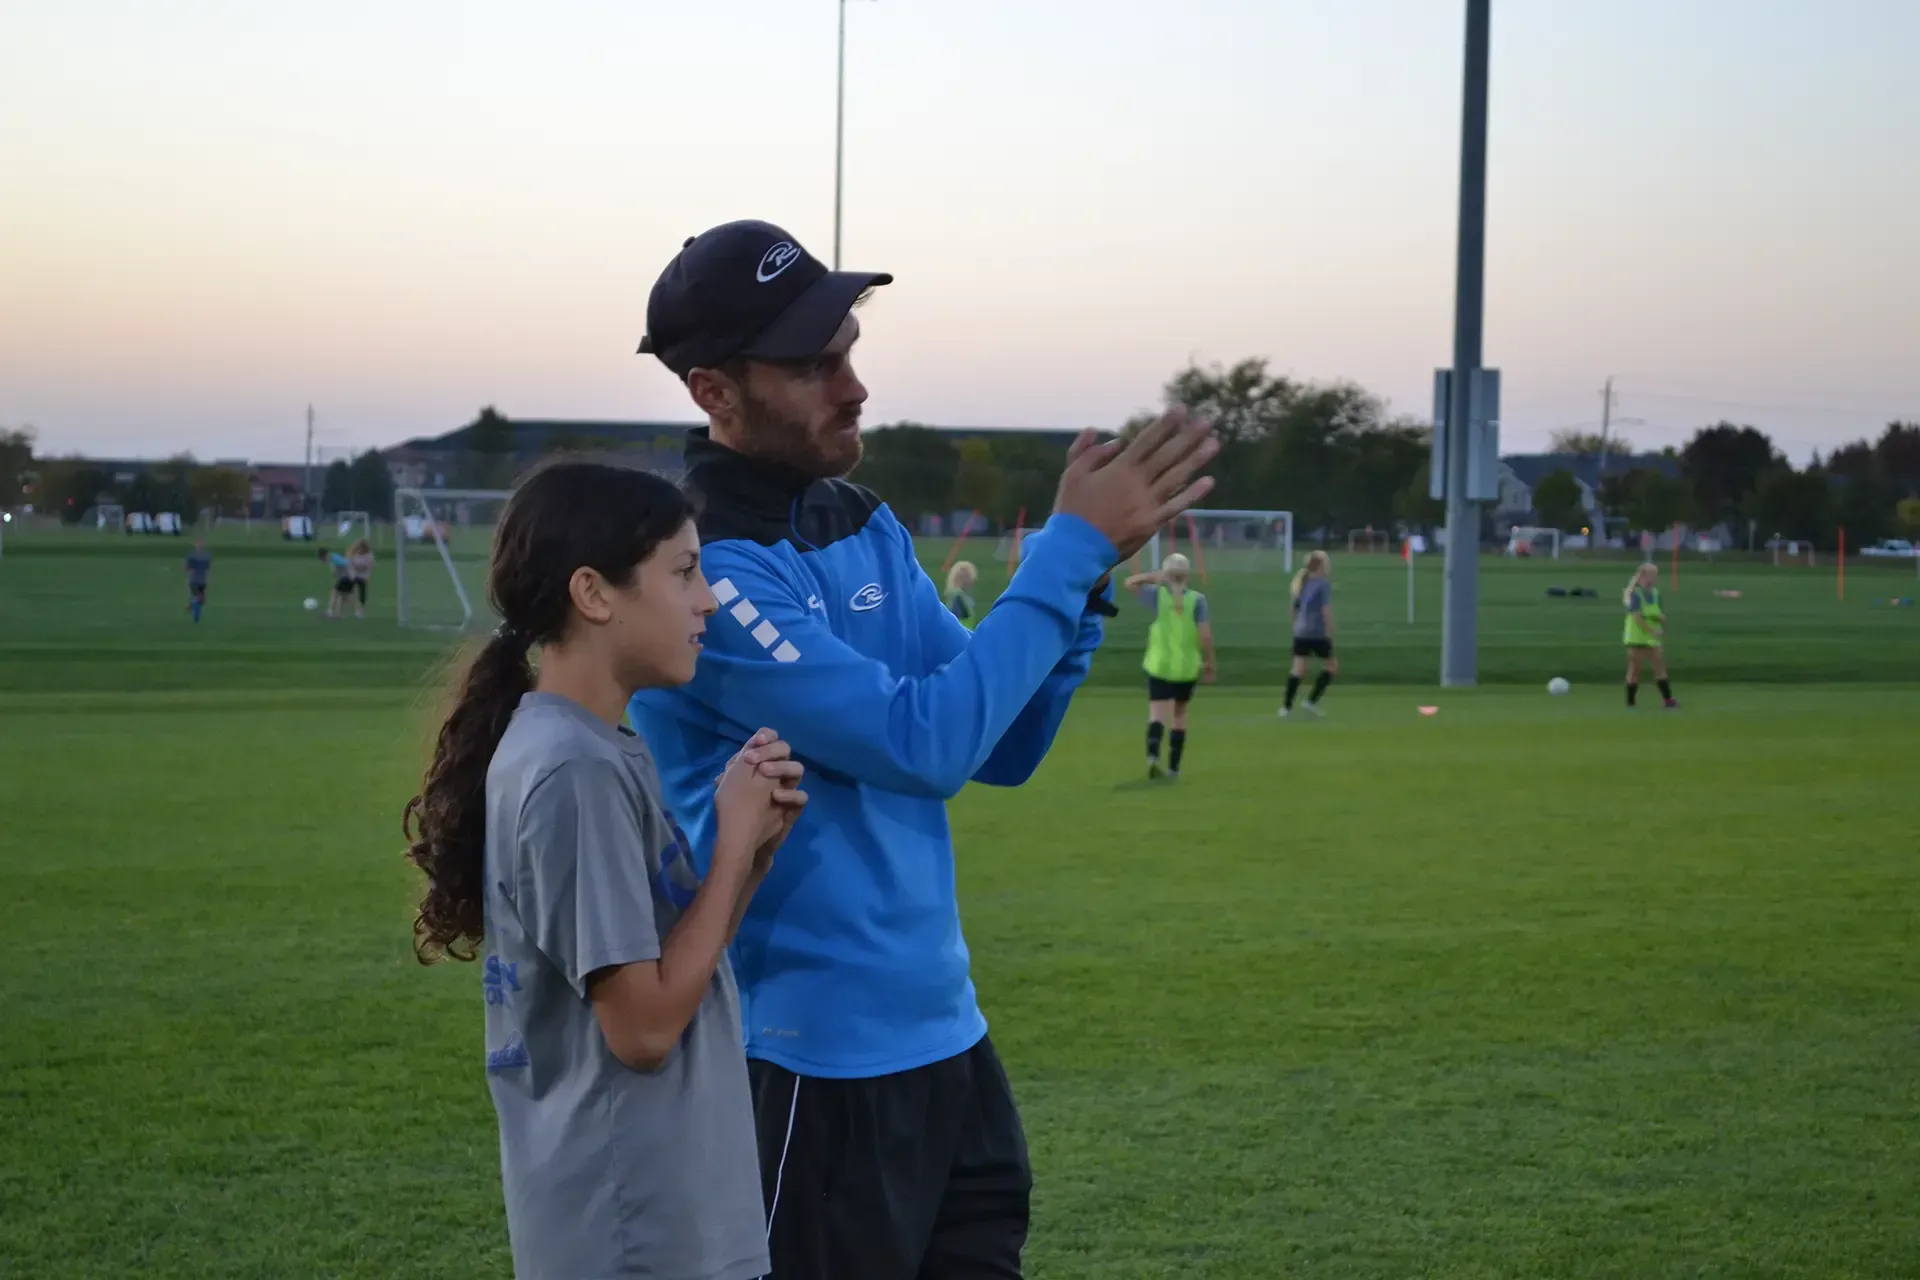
[756, 242, 802, 283]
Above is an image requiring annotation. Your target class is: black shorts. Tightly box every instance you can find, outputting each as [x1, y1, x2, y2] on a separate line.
[333, 577, 356, 596]
[188, 583, 207, 602]
[1293, 637, 1333, 659]
[751, 1035, 1031, 1280]
[1146, 676, 1197, 703]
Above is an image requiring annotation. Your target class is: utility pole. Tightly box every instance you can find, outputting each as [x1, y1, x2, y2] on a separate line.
[304, 404, 314, 512]
[1440, 0, 1492, 688]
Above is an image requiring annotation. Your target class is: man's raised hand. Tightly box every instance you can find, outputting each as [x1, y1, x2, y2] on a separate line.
[1052, 409, 1218, 562]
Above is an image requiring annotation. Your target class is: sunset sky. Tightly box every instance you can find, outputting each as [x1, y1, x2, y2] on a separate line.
[3, 0, 1915, 465]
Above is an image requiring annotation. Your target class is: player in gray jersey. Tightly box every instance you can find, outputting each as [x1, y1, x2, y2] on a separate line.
[404, 461, 808, 1280]
[1281, 550, 1338, 719]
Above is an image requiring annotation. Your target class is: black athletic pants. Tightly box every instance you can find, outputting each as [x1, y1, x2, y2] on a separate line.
[750, 1036, 1031, 1280]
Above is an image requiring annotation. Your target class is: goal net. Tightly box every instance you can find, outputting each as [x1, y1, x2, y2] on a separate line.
[1346, 527, 1391, 554]
[1505, 525, 1562, 559]
[394, 488, 512, 630]
[1771, 539, 1817, 566]
[96, 504, 124, 531]
[1145, 510, 1293, 576]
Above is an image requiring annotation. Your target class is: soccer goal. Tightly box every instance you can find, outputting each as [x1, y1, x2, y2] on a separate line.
[1772, 539, 1817, 566]
[1146, 509, 1293, 576]
[1346, 527, 1391, 554]
[394, 488, 512, 630]
[1506, 525, 1562, 560]
[334, 510, 372, 546]
[96, 504, 125, 531]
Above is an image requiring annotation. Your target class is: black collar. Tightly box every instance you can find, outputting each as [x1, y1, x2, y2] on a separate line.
[683, 428, 816, 516]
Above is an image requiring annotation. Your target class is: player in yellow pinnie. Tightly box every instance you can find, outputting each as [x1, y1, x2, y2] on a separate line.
[1623, 563, 1679, 709]
[1124, 552, 1216, 779]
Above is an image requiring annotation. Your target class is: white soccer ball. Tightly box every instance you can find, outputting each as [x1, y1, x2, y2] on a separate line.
[1547, 677, 1570, 696]
[303, 597, 319, 611]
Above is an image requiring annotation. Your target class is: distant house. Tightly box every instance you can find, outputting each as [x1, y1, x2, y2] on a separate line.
[1494, 452, 1682, 535]
[380, 418, 1091, 491]
[246, 464, 309, 518]
[382, 419, 697, 490]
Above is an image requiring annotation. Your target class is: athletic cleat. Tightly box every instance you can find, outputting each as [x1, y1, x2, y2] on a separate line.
[1663, 699, 1680, 709]
[1277, 707, 1290, 719]
[1301, 702, 1325, 719]
[1148, 760, 1164, 779]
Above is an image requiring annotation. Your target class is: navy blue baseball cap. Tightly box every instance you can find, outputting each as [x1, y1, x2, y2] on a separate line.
[637, 220, 892, 379]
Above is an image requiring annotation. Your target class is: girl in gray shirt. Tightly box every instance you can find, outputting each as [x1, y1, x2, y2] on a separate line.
[403, 461, 808, 1280]
[1281, 549, 1339, 719]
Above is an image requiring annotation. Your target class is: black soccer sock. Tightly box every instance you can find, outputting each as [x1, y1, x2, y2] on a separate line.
[1309, 670, 1333, 704]
[1626, 682, 1639, 707]
[1147, 721, 1164, 760]
[1657, 678, 1673, 701]
[1284, 675, 1302, 709]
[1168, 729, 1186, 773]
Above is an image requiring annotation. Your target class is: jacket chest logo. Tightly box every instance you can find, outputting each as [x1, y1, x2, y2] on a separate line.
[849, 583, 887, 613]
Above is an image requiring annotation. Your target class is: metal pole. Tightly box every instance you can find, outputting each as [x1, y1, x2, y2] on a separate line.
[1594, 375, 1613, 542]
[1596, 375, 1613, 473]
[1441, 0, 1491, 687]
[833, 0, 847, 269]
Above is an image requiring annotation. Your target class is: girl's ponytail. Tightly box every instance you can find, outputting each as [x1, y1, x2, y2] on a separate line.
[405, 630, 533, 962]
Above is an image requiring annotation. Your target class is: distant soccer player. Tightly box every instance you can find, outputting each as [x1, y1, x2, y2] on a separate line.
[315, 546, 355, 618]
[1281, 550, 1337, 718]
[1124, 552, 1215, 778]
[944, 560, 977, 626]
[183, 539, 212, 623]
[1622, 563, 1679, 708]
[347, 538, 375, 619]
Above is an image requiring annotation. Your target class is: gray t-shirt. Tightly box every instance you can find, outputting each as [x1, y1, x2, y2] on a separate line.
[481, 693, 767, 1280]
[1293, 576, 1331, 638]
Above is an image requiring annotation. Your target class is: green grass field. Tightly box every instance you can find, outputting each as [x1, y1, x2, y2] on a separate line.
[2, 522, 1917, 1278]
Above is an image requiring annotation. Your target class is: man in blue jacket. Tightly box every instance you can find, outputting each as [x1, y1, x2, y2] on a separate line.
[629, 219, 1215, 1280]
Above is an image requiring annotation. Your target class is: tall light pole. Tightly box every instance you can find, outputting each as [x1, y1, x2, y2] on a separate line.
[833, 0, 849, 269]
[832, 0, 878, 269]
[1440, 0, 1492, 687]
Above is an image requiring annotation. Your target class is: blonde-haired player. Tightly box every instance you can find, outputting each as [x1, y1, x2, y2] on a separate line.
[1123, 552, 1215, 778]
[1281, 550, 1336, 718]
[1622, 563, 1679, 708]
[944, 560, 977, 627]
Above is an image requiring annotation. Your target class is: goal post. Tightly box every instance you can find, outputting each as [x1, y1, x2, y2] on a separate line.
[1505, 525, 1563, 560]
[394, 487, 513, 630]
[1346, 527, 1391, 554]
[1771, 539, 1817, 566]
[1147, 509, 1293, 575]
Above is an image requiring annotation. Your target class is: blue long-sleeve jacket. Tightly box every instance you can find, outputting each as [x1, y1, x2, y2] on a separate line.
[629, 430, 1115, 1077]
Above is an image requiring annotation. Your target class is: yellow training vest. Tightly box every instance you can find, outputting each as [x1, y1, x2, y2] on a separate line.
[1143, 586, 1203, 682]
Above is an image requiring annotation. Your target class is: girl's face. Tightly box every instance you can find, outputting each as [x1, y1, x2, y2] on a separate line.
[606, 520, 717, 689]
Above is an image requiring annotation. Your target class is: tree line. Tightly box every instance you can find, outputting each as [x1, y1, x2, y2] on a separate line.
[0, 425, 396, 526]
[851, 358, 1920, 549]
[855, 359, 1442, 535]
[1528, 420, 1920, 548]
[9, 372, 1917, 548]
